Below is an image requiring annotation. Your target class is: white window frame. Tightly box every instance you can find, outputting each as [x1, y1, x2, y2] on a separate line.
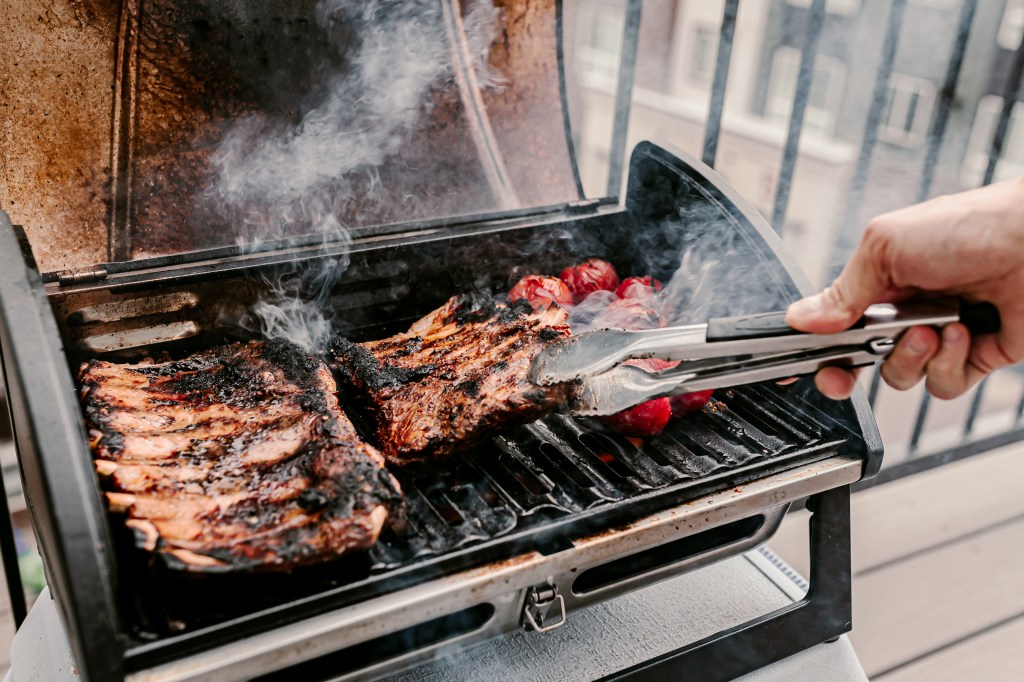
[574, 1, 625, 84]
[786, 0, 861, 17]
[999, 0, 1024, 50]
[765, 46, 846, 137]
[878, 73, 936, 147]
[963, 94, 1024, 186]
[687, 24, 718, 85]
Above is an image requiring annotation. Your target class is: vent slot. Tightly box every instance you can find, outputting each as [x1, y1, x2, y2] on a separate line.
[252, 604, 495, 681]
[572, 515, 766, 595]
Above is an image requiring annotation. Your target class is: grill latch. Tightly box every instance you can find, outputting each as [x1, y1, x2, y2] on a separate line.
[522, 582, 566, 633]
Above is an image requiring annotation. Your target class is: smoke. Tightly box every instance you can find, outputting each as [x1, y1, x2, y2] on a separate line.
[210, 0, 503, 350]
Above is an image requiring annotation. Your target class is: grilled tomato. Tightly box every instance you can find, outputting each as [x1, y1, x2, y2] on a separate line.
[601, 398, 672, 438]
[508, 275, 573, 310]
[615, 275, 663, 300]
[559, 258, 620, 303]
[670, 390, 714, 417]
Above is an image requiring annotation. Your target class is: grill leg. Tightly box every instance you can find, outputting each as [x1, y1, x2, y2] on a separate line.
[599, 485, 853, 681]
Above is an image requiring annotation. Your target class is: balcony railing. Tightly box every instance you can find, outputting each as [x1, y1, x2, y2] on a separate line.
[601, 0, 1024, 488]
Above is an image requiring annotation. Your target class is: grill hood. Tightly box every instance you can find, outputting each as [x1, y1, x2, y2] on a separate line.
[1, 0, 583, 274]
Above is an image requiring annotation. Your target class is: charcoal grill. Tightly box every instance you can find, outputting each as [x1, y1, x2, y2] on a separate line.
[0, 2, 881, 680]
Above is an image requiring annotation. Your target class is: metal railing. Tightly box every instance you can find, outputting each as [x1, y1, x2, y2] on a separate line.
[604, 0, 1024, 488]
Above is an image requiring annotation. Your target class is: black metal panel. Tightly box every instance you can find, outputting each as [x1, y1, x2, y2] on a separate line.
[0, 214, 125, 680]
[600, 485, 852, 682]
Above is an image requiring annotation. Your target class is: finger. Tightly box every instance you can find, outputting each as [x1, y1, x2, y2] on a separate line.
[880, 326, 940, 391]
[925, 323, 974, 399]
[787, 220, 904, 334]
[814, 367, 860, 400]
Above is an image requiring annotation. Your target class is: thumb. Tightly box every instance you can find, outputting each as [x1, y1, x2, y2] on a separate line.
[786, 225, 897, 333]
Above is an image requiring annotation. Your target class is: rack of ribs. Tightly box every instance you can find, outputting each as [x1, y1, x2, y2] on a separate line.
[330, 294, 577, 465]
[79, 340, 402, 572]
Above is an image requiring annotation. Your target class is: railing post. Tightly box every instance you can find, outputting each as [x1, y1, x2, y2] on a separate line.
[702, 0, 740, 168]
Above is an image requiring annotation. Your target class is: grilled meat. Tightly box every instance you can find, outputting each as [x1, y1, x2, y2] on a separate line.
[330, 294, 575, 465]
[79, 340, 401, 573]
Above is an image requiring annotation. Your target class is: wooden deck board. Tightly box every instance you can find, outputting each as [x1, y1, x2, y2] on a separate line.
[874, 615, 1024, 682]
[770, 441, 1024, 578]
[851, 515, 1024, 676]
[769, 441, 1024, 679]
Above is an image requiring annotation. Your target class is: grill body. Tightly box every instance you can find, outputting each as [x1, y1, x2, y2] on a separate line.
[0, 142, 882, 681]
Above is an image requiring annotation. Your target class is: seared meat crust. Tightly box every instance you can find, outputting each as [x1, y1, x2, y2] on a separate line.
[330, 294, 575, 465]
[79, 340, 401, 573]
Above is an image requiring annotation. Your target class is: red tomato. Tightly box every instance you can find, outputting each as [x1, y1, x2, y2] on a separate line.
[601, 398, 672, 438]
[670, 390, 714, 417]
[559, 258, 620, 303]
[615, 275, 663, 300]
[508, 275, 573, 310]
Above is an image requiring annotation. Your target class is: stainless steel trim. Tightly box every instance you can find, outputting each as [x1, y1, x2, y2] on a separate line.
[128, 456, 861, 682]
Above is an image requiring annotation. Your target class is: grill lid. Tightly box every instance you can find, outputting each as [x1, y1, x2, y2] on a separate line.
[1, 0, 584, 275]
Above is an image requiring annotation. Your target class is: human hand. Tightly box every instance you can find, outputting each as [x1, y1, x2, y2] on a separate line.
[785, 177, 1024, 400]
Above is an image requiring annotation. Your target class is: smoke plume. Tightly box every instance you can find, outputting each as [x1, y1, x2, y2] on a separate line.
[210, 0, 502, 350]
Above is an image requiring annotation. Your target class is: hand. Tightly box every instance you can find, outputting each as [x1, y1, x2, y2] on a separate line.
[785, 177, 1024, 400]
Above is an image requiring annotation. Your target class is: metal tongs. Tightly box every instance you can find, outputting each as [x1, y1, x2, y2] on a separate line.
[531, 298, 1001, 416]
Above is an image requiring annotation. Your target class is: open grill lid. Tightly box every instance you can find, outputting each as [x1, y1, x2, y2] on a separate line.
[1, 0, 584, 276]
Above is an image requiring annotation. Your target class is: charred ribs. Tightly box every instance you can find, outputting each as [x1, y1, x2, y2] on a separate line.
[79, 340, 401, 572]
[330, 294, 576, 465]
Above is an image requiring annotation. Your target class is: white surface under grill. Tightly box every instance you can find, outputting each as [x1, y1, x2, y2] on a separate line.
[381, 548, 866, 682]
[7, 549, 866, 682]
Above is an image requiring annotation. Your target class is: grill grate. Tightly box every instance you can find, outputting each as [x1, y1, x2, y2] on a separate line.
[365, 384, 842, 573]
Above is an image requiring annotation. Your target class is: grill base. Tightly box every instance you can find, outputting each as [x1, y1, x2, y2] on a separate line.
[124, 457, 859, 681]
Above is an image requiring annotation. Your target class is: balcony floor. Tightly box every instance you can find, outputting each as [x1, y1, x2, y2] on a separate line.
[770, 440, 1024, 681]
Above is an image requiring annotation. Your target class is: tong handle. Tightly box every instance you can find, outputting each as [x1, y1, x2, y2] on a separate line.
[706, 300, 1000, 343]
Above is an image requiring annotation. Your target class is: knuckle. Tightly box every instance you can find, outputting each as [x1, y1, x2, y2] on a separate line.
[926, 377, 964, 400]
[862, 218, 893, 251]
[880, 362, 921, 391]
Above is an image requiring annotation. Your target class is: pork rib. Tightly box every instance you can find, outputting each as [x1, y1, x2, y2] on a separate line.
[79, 340, 401, 573]
[330, 294, 576, 465]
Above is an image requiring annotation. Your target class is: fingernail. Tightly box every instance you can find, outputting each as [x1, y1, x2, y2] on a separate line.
[943, 324, 963, 345]
[905, 329, 930, 356]
[787, 295, 823, 321]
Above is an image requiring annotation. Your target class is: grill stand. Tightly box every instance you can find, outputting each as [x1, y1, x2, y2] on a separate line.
[601, 485, 852, 681]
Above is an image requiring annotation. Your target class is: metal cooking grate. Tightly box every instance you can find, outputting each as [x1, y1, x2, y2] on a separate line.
[367, 384, 838, 572]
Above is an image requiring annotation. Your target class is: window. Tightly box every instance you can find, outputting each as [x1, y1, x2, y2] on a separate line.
[764, 46, 846, 137]
[575, 2, 625, 82]
[878, 74, 935, 146]
[963, 95, 1024, 186]
[786, 0, 861, 17]
[999, 0, 1024, 50]
[688, 25, 718, 85]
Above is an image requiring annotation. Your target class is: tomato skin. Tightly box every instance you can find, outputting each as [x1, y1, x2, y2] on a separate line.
[670, 390, 714, 417]
[601, 397, 672, 437]
[614, 276, 663, 300]
[559, 259, 620, 303]
[508, 275, 573, 310]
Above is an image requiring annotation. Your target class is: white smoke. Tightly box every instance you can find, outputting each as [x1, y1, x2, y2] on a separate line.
[210, 0, 503, 350]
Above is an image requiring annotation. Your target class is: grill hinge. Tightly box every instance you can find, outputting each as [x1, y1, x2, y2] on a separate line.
[567, 199, 601, 215]
[521, 582, 566, 633]
[56, 267, 108, 286]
